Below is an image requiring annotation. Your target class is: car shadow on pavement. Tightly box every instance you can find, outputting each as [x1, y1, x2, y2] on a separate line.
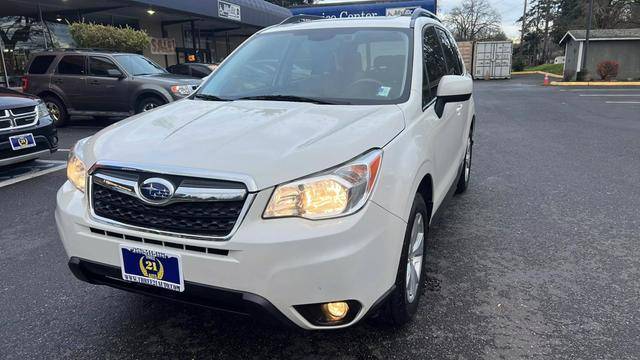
[88, 251, 445, 359]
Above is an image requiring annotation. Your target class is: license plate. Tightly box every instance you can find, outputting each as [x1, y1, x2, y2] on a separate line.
[9, 133, 36, 151]
[119, 245, 184, 292]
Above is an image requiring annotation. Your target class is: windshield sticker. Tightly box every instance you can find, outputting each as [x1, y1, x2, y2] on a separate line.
[377, 86, 391, 97]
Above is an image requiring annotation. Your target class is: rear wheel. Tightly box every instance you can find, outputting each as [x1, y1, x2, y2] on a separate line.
[136, 96, 165, 114]
[42, 95, 68, 127]
[380, 193, 428, 325]
[455, 127, 473, 194]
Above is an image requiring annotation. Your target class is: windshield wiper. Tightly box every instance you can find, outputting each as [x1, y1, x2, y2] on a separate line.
[193, 93, 232, 101]
[235, 95, 346, 105]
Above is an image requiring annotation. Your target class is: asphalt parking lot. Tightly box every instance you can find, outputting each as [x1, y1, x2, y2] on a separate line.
[1, 75, 639, 359]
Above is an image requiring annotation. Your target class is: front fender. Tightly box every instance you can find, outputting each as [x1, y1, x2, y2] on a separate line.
[370, 118, 435, 223]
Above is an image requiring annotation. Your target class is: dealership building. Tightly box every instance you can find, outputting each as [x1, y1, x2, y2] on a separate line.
[0, 0, 291, 86]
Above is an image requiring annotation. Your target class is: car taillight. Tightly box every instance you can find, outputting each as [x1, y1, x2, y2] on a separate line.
[21, 76, 29, 92]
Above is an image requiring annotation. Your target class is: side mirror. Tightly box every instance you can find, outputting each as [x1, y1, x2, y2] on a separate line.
[435, 75, 472, 117]
[107, 69, 125, 78]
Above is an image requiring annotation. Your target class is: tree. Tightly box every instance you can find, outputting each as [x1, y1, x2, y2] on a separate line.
[444, 0, 503, 41]
[69, 23, 150, 53]
[590, 0, 639, 28]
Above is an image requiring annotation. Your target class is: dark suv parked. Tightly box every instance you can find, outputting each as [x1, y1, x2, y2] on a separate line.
[23, 50, 202, 126]
[0, 87, 57, 166]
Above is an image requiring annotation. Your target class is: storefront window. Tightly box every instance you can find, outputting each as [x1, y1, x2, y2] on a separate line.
[0, 16, 77, 87]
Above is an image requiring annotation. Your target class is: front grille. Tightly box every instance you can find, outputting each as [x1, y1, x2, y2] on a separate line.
[90, 169, 248, 238]
[11, 106, 35, 115]
[0, 106, 37, 131]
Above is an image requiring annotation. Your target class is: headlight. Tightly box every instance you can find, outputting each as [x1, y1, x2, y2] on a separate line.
[67, 140, 89, 192]
[170, 85, 194, 97]
[264, 149, 382, 220]
[36, 101, 49, 119]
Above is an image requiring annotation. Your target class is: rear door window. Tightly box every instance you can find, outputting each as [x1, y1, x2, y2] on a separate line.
[57, 55, 86, 75]
[28, 55, 56, 74]
[422, 26, 447, 105]
[436, 28, 463, 75]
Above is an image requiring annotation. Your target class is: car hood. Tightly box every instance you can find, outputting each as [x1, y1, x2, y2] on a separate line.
[0, 88, 39, 110]
[133, 73, 201, 85]
[83, 99, 405, 190]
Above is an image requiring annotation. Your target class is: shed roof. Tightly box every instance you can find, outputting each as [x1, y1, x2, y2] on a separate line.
[560, 28, 640, 44]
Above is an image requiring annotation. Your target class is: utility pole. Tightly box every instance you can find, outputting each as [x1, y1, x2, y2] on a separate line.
[519, 0, 528, 56]
[578, 0, 594, 81]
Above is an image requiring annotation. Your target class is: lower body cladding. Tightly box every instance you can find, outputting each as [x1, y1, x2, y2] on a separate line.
[55, 181, 407, 330]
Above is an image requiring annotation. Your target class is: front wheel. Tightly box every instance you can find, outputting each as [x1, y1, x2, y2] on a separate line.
[136, 96, 165, 114]
[43, 96, 68, 127]
[380, 193, 428, 325]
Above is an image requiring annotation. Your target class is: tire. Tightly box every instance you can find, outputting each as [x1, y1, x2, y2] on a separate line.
[455, 126, 473, 194]
[136, 96, 165, 114]
[42, 95, 68, 127]
[380, 193, 428, 326]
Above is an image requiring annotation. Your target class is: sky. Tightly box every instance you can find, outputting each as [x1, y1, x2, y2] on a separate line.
[438, 0, 524, 39]
[314, 0, 525, 39]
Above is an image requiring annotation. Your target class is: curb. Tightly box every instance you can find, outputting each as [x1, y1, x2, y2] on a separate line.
[549, 81, 640, 86]
[512, 71, 563, 79]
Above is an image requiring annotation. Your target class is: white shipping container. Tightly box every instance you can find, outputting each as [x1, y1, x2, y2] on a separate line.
[473, 41, 512, 80]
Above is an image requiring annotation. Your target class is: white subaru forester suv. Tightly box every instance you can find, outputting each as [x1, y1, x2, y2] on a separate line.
[57, 10, 475, 330]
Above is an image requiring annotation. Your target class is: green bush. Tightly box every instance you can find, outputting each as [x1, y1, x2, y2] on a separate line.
[512, 57, 526, 71]
[69, 23, 150, 53]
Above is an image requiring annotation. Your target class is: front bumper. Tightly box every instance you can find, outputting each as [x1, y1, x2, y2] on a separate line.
[56, 181, 407, 329]
[0, 117, 58, 166]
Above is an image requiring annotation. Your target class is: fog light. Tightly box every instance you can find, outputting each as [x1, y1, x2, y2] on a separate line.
[294, 300, 360, 326]
[321, 302, 349, 321]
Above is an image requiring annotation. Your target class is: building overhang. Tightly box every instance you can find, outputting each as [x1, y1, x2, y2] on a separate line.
[0, 0, 290, 29]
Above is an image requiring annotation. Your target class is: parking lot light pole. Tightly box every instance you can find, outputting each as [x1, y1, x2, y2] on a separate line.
[577, 0, 594, 81]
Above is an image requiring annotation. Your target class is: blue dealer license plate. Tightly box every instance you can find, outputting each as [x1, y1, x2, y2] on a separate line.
[120, 245, 184, 292]
[9, 133, 36, 151]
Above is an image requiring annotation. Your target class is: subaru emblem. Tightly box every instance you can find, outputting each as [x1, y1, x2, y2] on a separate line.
[138, 178, 175, 204]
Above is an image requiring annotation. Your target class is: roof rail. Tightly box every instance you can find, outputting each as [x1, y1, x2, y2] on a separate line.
[409, 8, 441, 27]
[279, 14, 324, 25]
[41, 47, 118, 53]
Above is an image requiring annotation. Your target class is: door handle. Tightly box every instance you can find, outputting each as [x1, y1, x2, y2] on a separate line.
[52, 79, 63, 84]
[88, 80, 100, 85]
[455, 104, 463, 114]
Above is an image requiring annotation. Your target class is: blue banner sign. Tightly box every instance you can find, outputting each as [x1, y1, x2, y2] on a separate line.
[291, 0, 437, 19]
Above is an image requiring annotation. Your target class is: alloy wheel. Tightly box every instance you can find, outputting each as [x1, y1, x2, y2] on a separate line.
[406, 212, 425, 303]
[46, 102, 60, 121]
[464, 137, 472, 182]
[142, 102, 157, 112]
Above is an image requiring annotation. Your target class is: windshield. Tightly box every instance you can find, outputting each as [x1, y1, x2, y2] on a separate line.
[114, 54, 166, 76]
[196, 28, 412, 105]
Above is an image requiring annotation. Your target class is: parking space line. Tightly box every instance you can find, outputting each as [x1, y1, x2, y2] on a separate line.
[561, 88, 640, 92]
[579, 94, 640, 97]
[0, 163, 66, 189]
[605, 101, 640, 104]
